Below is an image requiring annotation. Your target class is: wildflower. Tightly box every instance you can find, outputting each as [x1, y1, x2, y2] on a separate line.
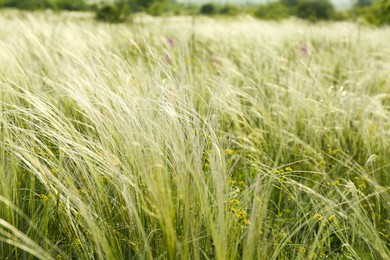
[318, 161, 326, 167]
[238, 181, 245, 187]
[314, 213, 323, 221]
[228, 206, 236, 212]
[242, 218, 250, 225]
[99, 176, 107, 184]
[284, 167, 293, 172]
[229, 199, 240, 206]
[328, 215, 336, 222]
[273, 169, 284, 174]
[39, 194, 49, 203]
[330, 149, 340, 156]
[235, 210, 247, 220]
[167, 37, 174, 47]
[228, 179, 237, 186]
[78, 189, 84, 196]
[333, 179, 341, 186]
[358, 183, 367, 190]
[299, 246, 307, 254]
[50, 167, 58, 175]
[279, 232, 287, 239]
[300, 44, 308, 56]
[73, 238, 81, 245]
[224, 149, 234, 155]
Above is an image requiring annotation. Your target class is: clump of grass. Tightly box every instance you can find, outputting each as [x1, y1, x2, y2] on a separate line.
[0, 11, 389, 259]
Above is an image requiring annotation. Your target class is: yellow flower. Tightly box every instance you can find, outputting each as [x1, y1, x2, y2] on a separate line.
[314, 213, 323, 221]
[73, 238, 81, 245]
[242, 218, 250, 225]
[285, 167, 293, 172]
[279, 232, 287, 239]
[299, 246, 307, 254]
[358, 183, 367, 190]
[78, 189, 84, 195]
[328, 215, 336, 222]
[228, 179, 237, 186]
[273, 169, 284, 174]
[39, 194, 49, 203]
[235, 210, 247, 219]
[318, 161, 326, 167]
[228, 206, 236, 212]
[224, 149, 234, 155]
[229, 199, 240, 206]
[99, 176, 107, 184]
[333, 179, 341, 186]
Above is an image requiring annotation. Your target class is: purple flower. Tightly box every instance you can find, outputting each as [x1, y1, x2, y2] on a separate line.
[167, 38, 174, 47]
[300, 44, 308, 56]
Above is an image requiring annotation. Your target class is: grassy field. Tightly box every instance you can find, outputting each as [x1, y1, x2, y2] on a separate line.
[0, 11, 389, 259]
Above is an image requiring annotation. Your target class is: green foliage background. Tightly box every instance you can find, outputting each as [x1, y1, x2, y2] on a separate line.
[0, 0, 389, 26]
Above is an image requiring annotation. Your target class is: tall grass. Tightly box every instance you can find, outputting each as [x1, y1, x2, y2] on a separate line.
[0, 11, 389, 259]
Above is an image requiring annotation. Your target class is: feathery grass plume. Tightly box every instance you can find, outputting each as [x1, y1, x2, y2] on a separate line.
[0, 11, 389, 259]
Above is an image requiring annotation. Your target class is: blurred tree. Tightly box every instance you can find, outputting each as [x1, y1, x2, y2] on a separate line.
[220, 4, 239, 16]
[95, 3, 125, 22]
[146, 1, 174, 16]
[56, 0, 87, 10]
[280, 0, 299, 7]
[2, 0, 50, 9]
[1, 0, 88, 10]
[131, 0, 167, 10]
[355, 0, 373, 6]
[357, 0, 390, 25]
[200, 3, 216, 15]
[296, 0, 335, 21]
[255, 2, 289, 20]
[95, 0, 132, 22]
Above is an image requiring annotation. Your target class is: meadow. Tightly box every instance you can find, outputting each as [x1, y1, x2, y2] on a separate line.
[0, 10, 389, 259]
